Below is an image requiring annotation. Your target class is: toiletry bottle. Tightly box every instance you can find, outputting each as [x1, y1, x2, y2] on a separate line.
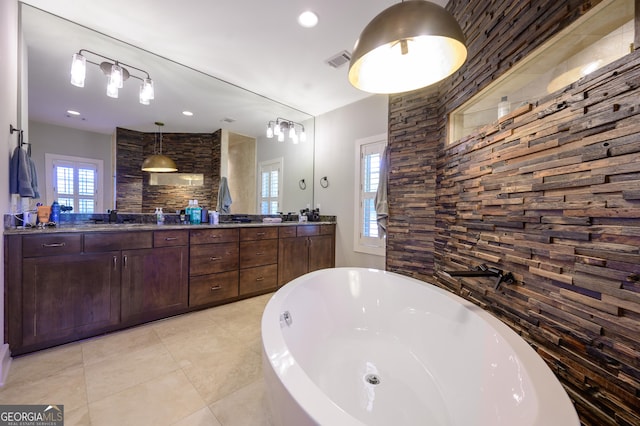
[192, 200, 201, 224]
[50, 201, 60, 225]
[156, 207, 164, 225]
[498, 96, 510, 119]
[185, 200, 193, 224]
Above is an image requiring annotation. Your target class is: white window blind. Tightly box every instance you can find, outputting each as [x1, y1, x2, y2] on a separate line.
[259, 159, 282, 214]
[354, 135, 387, 256]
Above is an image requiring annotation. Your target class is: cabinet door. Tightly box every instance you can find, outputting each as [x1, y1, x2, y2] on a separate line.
[308, 234, 334, 272]
[277, 237, 308, 286]
[121, 246, 188, 323]
[22, 252, 120, 348]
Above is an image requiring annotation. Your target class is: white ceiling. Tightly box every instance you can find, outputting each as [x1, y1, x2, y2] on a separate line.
[19, 0, 448, 136]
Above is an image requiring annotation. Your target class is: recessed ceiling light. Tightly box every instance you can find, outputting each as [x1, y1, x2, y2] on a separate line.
[66, 110, 80, 116]
[298, 11, 318, 28]
[182, 111, 194, 116]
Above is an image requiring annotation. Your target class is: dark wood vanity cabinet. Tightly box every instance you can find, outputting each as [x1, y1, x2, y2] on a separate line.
[239, 227, 278, 296]
[278, 224, 335, 286]
[189, 228, 240, 307]
[120, 231, 189, 324]
[6, 234, 121, 354]
[5, 223, 335, 354]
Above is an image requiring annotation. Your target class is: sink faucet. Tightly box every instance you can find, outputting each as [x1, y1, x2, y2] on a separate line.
[108, 209, 118, 223]
[444, 264, 515, 289]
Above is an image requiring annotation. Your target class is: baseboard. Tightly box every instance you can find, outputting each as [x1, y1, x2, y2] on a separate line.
[0, 344, 12, 387]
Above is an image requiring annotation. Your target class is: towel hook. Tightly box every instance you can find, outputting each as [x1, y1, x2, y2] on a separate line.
[320, 176, 329, 188]
[299, 179, 307, 190]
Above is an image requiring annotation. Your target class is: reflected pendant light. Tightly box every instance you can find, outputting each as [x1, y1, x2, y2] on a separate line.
[141, 122, 178, 172]
[348, 0, 467, 94]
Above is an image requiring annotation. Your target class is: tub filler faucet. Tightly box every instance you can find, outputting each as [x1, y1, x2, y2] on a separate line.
[444, 264, 515, 290]
[280, 311, 292, 327]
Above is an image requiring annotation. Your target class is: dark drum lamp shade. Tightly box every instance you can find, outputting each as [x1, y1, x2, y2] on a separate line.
[348, 0, 467, 94]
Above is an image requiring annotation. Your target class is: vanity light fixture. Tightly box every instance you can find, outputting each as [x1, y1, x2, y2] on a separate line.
[70, 49, 155, 105]
[348, 0, 467, 94]
[141, 122, 178, 172]
[266, 118, 306, 144]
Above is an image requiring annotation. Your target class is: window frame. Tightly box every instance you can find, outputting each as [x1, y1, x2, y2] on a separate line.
[353, 133, 387, 257]
[45, 153, 104, 213]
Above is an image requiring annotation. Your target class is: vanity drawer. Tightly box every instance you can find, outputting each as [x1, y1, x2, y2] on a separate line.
[278, 226, 297, 238]
[189, 271, 239, 306]
[240, 239, 278, 269]
[189, 242, 238, 276]
[319, 224, 335, 236]
[240, 264, 277, 296]
[297, 225, 320, 237]
[190, 228, 238, 245]
[22, 233, 82, 257]
[84, 231, 153, 252]
[239, 227, 278, 241]
[154, 230, 189, 247]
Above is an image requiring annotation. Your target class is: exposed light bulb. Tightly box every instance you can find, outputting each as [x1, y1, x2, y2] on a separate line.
[139, 78, 154, 105]
[289, 125, 296, 139]
[274, 123, 281, 136]
[292, 133, 299, 144]
[278, 132, 285, 142]
[266, 124, 274, 138]
[109, 63, 124, 89]
[300, 130, 307, 142]
[70, 53, 86, 87]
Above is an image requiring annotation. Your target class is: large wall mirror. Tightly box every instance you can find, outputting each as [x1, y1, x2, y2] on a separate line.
[19, 3, 315, 215]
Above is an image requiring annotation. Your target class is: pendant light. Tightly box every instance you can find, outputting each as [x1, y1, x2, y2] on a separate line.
[349, 0, 467, 94]
[141, 122, 178, 172]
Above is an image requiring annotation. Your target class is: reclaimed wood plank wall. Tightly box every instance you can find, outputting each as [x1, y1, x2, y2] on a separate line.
[387, 0, 640, 424]
[116, 128, 221, 213]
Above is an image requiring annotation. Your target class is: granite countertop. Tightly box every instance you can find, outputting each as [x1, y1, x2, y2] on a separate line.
[4, 220, 336, 235]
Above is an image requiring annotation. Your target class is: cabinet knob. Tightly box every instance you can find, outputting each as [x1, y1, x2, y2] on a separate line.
[210, 285, 222, 291]
[209, 256, 222, 261]
[256, 277, 265, 281]
[165, 237, 178, 241]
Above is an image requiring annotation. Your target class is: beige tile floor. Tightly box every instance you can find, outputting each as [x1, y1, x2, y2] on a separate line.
[0, 293, 275, 426]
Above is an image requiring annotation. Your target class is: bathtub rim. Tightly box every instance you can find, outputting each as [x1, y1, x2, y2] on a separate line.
[261, 267, 580, 426]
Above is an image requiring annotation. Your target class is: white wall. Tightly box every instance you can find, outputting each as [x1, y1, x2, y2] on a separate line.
[314, 94, 388, 269]
[28, 121, 114, 211]
[1, 0, 19, 383]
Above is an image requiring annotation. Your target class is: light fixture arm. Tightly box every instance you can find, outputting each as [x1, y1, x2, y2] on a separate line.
[76, 49, 152, 80]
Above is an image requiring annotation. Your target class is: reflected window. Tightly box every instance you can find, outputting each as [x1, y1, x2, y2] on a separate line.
[259, 158, 282, 214]
[45, 153, 103, 213]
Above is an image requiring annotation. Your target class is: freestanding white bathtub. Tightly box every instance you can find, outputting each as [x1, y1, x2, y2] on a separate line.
[261, 267, 579, 426]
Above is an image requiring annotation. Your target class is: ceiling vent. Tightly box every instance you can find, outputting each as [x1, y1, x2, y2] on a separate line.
[325, 50, 352, 68]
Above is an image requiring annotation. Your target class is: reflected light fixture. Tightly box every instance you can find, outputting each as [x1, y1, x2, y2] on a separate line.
[348, 0, 467, 94]
[70, 49, 155, 105]
[141, 122, 178, 172]
[266, 118, 306, 144]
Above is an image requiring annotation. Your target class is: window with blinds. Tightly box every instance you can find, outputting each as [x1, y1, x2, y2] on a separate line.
[354, 135, 387, 256]
[45, 154, 103, 214]
[259, 159, 282, 214]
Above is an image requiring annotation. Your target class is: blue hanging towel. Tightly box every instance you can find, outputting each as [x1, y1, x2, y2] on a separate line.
[9, 146, 35, 198]
[217, 177, 233, 214]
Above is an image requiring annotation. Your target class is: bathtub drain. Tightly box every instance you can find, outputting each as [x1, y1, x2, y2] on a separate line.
[364, 374, 381, 385]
